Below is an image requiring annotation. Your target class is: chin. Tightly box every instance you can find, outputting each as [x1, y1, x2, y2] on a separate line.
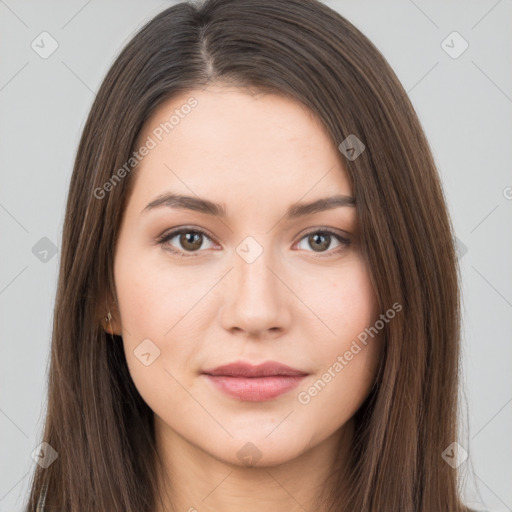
[205, 434, 311, 469]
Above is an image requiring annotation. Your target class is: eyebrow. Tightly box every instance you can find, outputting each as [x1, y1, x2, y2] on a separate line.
[141, 192, 356, 218]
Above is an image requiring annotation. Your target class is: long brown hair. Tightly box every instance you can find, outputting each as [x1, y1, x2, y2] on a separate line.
[26, 0, 471, 510]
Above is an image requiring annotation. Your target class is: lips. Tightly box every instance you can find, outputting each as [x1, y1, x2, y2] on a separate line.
[203, 361, 308, 378]
[202, 361, 308, 401]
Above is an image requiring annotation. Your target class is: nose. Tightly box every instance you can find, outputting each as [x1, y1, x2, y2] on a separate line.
[219, 244, 292, 339]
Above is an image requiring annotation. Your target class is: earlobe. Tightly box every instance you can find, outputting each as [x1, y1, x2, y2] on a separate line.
[97, 287, 122, 336]
[105, 311, 114, 335]
[102, 308, 121, 336]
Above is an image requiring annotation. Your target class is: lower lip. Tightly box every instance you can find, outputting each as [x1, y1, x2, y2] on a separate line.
[203, 374, 307, 401]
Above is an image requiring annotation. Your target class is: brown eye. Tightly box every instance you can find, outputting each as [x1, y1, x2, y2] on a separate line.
[308, 232, 331, 252]
[179, 232, 203, 251]
[157, 227, 216, 258]
[296, 229, 351, 256]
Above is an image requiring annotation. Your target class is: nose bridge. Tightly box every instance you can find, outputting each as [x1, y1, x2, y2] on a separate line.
[234, 237, 279, 306]
[220, 235, 290, 334]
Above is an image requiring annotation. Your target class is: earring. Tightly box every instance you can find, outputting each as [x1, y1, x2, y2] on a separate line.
[105, 310, 114, 337]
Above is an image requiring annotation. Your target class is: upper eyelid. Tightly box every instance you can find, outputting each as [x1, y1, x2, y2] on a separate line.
[158, 226, 351, 250]
[158, 226, 217, 244]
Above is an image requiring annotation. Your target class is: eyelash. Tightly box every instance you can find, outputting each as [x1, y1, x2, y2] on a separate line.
[156, 226, 351, 259]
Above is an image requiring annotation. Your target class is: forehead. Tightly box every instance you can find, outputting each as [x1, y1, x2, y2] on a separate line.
[140, 84, 337, 155]
[128, 85, 353, 214]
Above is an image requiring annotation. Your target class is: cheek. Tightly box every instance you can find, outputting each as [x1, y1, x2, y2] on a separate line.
[333, 261, 382, 381]
[296, 326, 383, 433]
[114, 237, 200, 337]
[113, 239, 210, 393]
[296, 256, 382, 405]
[307, 255, 379, 344]
[114, 251, 158, 339]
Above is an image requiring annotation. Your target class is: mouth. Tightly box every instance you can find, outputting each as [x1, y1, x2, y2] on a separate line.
[201, 360, 309, 402]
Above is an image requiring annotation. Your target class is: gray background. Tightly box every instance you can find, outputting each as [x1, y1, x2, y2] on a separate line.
[1, 0, 511, 510]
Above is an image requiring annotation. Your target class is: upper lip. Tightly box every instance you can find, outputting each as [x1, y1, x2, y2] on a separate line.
[202, 361, 308, 378]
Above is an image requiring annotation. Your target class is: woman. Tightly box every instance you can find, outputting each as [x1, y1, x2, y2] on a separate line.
[27, 0, 478, 510]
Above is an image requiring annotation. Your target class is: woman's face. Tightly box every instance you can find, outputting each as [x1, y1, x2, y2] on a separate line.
[112, 84, 383, 467]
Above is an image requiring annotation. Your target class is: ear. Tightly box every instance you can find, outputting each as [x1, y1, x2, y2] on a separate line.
[96, 288, 123, 336]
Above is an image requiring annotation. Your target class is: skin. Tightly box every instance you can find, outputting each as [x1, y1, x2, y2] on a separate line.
[105, 84, 383, 512]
